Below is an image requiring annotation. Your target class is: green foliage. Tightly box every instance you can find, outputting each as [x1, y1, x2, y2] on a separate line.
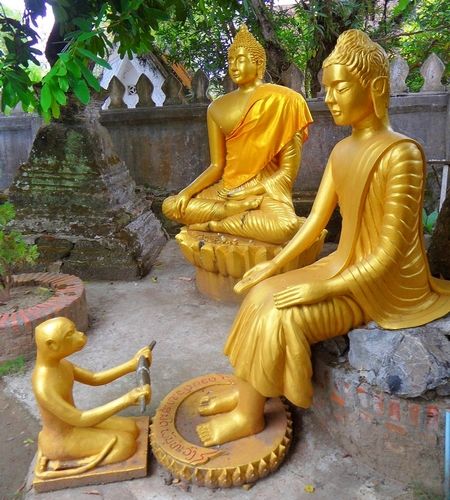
[0, 0, 447, 110]
[422, 208, 439, 234]
[0, 355, 26, 377]
[0, 203, 39, 300]
[373, 0, 449, 90]
[152, 0, 248, 87]
[153, 0, 448, 96]
[0, 0, 189, 120]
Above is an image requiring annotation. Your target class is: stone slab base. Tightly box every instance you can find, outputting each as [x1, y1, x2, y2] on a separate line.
[0, 273, 88, 363]
[311, 347, 448, 496]
[33, 416, 149, 493]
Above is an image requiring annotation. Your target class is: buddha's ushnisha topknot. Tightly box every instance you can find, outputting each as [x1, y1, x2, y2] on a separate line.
[323, 29, 389, 88]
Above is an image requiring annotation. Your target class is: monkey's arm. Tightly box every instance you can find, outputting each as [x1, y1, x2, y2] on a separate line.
[73, 346, 152, 386]
[73, 361, 134, 386]
[34, 384, 149, 427]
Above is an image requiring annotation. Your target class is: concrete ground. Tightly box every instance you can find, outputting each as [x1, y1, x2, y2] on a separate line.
[2, 240, 416, 499]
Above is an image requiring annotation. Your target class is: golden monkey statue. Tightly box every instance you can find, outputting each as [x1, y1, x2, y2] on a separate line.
[163, 25, 324, 302]
[32, 317, 151, 482]
[194, 29, 450, 447]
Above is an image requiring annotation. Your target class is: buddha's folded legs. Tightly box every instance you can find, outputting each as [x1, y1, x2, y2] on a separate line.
[196, 291, 367, 446]
[197, 204, 300, 244]
[162, 193, 262, 225]
[225, 276, 369, 408]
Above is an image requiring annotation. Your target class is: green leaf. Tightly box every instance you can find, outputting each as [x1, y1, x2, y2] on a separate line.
[58, 76, 69, 92]
[51, 99, 61, 119]
[55, 63, 67, 76]
[59, 53, 70, 63]
[54, 88, 67, 106]
[42, 109, 52, 124]
[40, 84, 52, 112]
[77, 47, 111, 69]
[66, 59, 82, 78]
[0, 202, 15, 227]
[80, 65, 101, 91]
[76, 31, 97, 42]
[73, 79, 90, 104]
[428, 210, 439, 226]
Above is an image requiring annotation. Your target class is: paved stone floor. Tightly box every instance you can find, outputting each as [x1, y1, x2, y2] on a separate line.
[2, 240, 417, 499]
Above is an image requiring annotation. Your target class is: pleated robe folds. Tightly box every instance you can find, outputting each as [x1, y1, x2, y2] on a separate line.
[224, 131, 450, 408]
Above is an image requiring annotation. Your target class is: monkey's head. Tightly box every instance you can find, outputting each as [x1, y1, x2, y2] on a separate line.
[35, 317, 87, 360]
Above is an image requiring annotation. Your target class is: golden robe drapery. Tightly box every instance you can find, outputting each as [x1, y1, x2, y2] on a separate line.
[223, 83, 312, 190]
[164, 83, 313, 243]
[224, 133, 450, 407]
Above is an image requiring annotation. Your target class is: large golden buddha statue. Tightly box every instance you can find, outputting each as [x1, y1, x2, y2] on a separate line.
[163, 25, 312, 244]
[195, 29, 450, 447]
[163, 25, 324, 302]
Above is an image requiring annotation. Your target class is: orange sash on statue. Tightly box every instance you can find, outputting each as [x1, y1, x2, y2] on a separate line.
[222, 84, 313, 190]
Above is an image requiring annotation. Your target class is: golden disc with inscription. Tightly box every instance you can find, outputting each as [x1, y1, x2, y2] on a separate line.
[150, 373, 292, 488]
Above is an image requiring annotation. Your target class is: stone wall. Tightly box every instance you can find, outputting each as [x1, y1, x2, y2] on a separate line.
[99, 93, 448, 196]
[312, 347, 448, 495]
[2, 55, 448, 221]
[0, 113, 42, 191]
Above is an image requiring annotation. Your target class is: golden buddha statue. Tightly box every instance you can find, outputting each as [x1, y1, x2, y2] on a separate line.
[195, 29, 450, 447]
[162, 25, 312, 245]
[32, 317, 151, 480]
[163, 25, 324, 303]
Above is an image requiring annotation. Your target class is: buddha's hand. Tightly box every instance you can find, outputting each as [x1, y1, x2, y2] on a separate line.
[133, 345, 152, 369]
[173, 191, 192, 218]
[273, 281, 329, 309]
[234, 261, 278, 294]
[226, 183, 265, 200]
[225, 188, 247, 200]
[128, 384, 151, 406]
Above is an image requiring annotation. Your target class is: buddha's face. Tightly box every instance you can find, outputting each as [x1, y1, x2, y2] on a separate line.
[228, 46, 259, 86]
[322, 64, 374, 127]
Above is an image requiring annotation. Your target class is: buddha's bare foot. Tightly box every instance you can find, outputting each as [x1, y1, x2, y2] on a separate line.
[198, 388, 239, 416]
[189, 220, 222, 232]
[196, 407, 265, 446]
[224, 196, 262, 216]
[189, 222, 210, 231]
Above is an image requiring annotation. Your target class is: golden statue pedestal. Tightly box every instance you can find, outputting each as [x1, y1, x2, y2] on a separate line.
[151, 374, 292, 488]
[176, 226, 327, 303]
[33, 416, 149, 493]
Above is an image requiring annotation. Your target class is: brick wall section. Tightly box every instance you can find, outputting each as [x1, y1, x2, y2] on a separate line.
[0, 273, 88, 363]
[311, 347, 448, 496]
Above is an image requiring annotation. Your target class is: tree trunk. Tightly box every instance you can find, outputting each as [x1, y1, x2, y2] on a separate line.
[248, 0, 291, 83]
[428, 192, 450, 279]
[0, 274, 12, 303]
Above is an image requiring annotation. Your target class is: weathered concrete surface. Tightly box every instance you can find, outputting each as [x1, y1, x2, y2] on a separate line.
[9, 119, 166, 280]
[3, 241, 412, 499]
[348, 318, 450, 397]
[0, 380, 40, 500]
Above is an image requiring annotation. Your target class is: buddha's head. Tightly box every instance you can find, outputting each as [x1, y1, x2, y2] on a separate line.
[228, 25, 266, 85]
[322, 29, 390, 127]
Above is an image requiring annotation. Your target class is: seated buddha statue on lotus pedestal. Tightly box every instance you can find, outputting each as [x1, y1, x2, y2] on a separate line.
[162, 25, 325, 302]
